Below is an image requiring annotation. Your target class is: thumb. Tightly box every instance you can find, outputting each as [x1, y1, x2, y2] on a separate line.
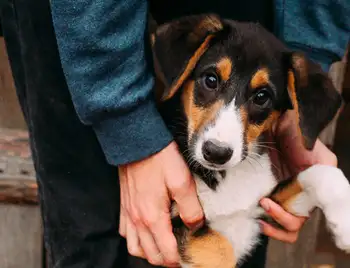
[170, 177, 204, 230]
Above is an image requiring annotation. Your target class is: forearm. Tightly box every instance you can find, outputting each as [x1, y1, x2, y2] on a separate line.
[50, 0, 172, 165]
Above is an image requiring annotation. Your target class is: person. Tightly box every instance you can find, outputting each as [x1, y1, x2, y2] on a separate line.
[0, 0, 348, 268]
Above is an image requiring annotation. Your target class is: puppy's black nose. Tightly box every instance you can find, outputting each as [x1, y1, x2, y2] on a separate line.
[202, 139, 233, 165]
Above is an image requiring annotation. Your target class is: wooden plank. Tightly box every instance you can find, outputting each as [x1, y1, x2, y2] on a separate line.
[0, 38, 26, 130]
[0, 128, 42, 267]
[266, 209, 322, 268]
[311, 252, 335, 268]
[0, 128, 37, 204]
[0, 204, 42, 268]
[0, 177, 38, 205]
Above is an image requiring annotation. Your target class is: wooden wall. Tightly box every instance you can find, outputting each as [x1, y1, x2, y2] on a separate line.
[0, 38, 26, 130]
[0, 38, 41, 268]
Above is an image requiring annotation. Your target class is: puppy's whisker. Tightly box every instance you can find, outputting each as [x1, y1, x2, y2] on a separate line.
[245, 156, 255, 171]
[247, 152, 264, 169]
[254, 144, 281, 153]
[258, 141, 276, 145]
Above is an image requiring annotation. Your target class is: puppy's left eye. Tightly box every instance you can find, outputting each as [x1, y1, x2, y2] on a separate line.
[252, 88, 272, 107]
[202, 72, 219, 91]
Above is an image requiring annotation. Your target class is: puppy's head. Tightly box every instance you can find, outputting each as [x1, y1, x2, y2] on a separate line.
[153, 14, 342, 171]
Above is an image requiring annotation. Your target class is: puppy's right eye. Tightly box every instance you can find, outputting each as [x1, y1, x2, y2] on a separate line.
[202, 72, 219, 91]
[252, 88, 272, 108]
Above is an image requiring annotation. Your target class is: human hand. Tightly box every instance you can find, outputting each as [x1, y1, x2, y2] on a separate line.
[260, 111, 337, 243]
[118, 141, 204, 267]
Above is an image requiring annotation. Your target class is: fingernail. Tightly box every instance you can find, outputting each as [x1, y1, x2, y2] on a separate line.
[260, 199, 270, 212]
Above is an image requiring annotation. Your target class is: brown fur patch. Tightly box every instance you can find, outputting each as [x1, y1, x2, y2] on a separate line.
[250, 68, 270, 89]
[217, 57, 232, 81]
[150, 33, 155, 46]
[287, 70, 304, 143]
[239, 106, 249, 130]
[197, 16, 223, 32]
[162, 35, 215, 101]
[240, 106, 248, 120]
[246, 111, 280, 144]
[270, 179, 303, 212]
[188, 16, 223, 44]
[185, 229, 236, 268]
[291, 54, 308, 87]
[182, 81, 224, 138]
[287, 71, 299, 117]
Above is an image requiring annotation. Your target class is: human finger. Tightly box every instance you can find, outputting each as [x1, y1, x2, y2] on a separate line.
[137, 224, 164, 266]
[259, 220, 299, 243]
[141, 208, 180, 266]
[260, 198, 306, 232]
[126, 216, 144, 258]
[169, 175, 204, 229]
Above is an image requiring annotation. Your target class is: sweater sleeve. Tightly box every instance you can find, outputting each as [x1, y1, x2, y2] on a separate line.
[276, 0, 350, 71]
[50, 0, 173, 166]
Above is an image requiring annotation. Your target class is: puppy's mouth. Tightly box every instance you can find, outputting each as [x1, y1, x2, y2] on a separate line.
[197, 159, 228, 171]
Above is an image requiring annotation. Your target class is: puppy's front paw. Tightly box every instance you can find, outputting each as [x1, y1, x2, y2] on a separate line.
[297, 165, 350, 253]
[334, 229, 350, 253]
[325, 204, 350, 253]
[297, 165, 350, 208]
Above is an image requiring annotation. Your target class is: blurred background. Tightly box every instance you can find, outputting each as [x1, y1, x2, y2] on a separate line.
[0, 28, 349, 268]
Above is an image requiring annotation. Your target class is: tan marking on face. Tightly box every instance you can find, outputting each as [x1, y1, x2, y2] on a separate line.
[246, 111, 280, 144]
[185, 229, 236, 268]
[182, 80, 224, 138]
[217, 57, 232, 82]
[162, 35, 214, 101]
[150, 33, 155, 46]
[287, 70, 303, 141]
[188, 16, 223, 44]
[250, 68, 270, 89]
[197, 16, 223, 32]
[239, 107, 248, 128]
[271, 179, 303, 212]
[291, 54, 308, 87]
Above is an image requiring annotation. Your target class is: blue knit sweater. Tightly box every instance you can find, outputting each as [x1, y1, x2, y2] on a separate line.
[50, 0, 349, 166]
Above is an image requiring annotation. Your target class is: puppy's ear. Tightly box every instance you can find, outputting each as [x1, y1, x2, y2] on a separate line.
[152, 14, 225, 101]
[285, 52, 343, 150]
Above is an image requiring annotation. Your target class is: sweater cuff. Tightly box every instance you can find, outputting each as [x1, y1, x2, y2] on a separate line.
[93, 99, 173, 166]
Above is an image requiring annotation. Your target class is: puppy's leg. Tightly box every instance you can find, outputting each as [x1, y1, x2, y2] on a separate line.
[172, 217, 236, 268]
[269, 165, 350, 253]
[182, 227, 236, 268]
[268, 175, 314, 218]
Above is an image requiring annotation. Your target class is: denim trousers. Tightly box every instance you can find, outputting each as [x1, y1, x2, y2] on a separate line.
[0, 0, 268, 267]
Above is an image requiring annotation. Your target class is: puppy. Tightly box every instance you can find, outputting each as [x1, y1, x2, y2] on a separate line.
[151, 14, 350, 268]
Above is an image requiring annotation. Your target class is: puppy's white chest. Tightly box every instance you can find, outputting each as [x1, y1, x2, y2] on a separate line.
[210, 211, 261, 261]
[194, 153, 277, 260]
[195, 154, 276, 219]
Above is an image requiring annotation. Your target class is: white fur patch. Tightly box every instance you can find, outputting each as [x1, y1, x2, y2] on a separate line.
[285, 191, 314, 217]
[297, 165, 350, 253]
[195, 153, 277, 261]
[194, 100, 244, 170]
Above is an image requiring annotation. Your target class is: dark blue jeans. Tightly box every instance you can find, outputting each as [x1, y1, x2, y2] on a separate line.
[0, 0, 268, 267]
